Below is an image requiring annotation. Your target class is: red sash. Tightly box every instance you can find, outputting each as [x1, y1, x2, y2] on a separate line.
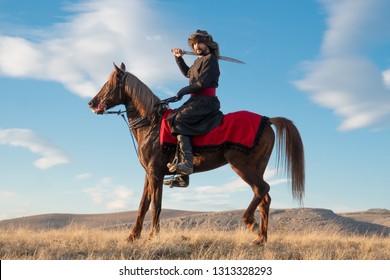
[190, 88, 216, 97]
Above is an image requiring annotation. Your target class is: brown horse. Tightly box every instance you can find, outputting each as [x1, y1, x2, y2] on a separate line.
[88, 63, 305, 244]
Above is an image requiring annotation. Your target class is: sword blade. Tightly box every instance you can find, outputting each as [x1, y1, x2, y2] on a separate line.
[180, 50, 246, 64]
[218, 55, 246, 64]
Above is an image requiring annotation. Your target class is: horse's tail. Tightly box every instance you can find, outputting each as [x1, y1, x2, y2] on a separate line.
[270, 117, 305, 205]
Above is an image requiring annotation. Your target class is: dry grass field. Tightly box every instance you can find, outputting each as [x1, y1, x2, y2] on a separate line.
[1, 208, 388, 260]
[1, 224, 389, 260]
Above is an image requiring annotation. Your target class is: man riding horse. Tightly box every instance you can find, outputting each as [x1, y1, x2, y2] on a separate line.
[165, 30, 224, 188]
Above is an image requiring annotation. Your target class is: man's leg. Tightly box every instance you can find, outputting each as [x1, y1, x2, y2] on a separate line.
[167, 135, 193, 174]
[165, 134, 193, 188]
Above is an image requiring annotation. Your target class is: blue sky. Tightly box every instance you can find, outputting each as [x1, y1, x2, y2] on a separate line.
[1, 0, 389, 220]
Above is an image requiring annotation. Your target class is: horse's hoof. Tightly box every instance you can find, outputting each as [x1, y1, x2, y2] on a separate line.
[248, 222, 260, 233]
[126, 236, 134, 243]
[126, 234, 139, 243]
[252, 236, 266, 245]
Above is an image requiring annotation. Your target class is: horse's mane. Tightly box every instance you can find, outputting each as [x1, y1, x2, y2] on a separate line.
[109, 71, 161, 116]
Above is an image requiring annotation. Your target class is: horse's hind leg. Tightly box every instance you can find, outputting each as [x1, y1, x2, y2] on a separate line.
[243, 177, 271, 244]
[242, 195, 261, 232]
[256, 192, 271, 244]
[227, 123, 274, 244]
[230, 163, 271, 243]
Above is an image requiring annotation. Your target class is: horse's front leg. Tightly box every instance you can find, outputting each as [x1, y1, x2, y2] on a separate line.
[148, 174, 164, 240]
[127, 175, 150, 242]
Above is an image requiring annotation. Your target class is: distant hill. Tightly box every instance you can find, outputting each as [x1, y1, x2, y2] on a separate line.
[339, 209, 390, 227]
[0, 209, 206, 230]
[155, 208, 389, 236]
[0, 208, 389, 236]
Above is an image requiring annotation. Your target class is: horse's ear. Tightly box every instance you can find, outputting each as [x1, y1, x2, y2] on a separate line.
[113, 62, 126, 73]
[113, 62, 121, 73]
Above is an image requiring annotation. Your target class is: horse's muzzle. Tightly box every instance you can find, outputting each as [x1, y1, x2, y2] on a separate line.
[88, 101, 105, 115]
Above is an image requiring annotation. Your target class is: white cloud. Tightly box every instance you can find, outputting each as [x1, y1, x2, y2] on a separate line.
[164, 168, 287, 210]
[0, 191, 17, 202]
[294, 0, 390, 131]
[0, 0, 181, 98]
[83, 177, 134, 211]
[75, 173, 93, 180]
[382, 69, 390, 89]
[0, 128, 70, 169]
[106, 187, 134, 210]
[189, 168, 286, 196]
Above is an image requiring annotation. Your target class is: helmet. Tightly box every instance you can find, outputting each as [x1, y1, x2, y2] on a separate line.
[188, 30, 219, 57]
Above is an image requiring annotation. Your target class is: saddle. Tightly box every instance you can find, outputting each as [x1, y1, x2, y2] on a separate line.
[160, 109, 269, 153]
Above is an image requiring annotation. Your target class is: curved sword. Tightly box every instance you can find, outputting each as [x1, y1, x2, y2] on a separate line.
[172, 49, 246, 64]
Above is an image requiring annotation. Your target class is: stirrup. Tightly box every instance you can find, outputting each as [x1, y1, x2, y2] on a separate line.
[167, 152, 179, 172]
[163, 175, 189, 188]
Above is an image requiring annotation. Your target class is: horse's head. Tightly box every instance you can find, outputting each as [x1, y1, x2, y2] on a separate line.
[88, 63, 127, 114]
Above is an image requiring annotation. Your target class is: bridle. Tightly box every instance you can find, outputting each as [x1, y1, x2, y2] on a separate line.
[102, 72, 178, 130]
[98, 71, 128, 111]
[99, 70, 150, 157]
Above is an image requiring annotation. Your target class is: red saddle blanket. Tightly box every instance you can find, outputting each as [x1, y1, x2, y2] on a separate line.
[160, 109, 269, 152]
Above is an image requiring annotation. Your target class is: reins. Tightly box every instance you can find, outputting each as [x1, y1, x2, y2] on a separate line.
[104, 96, 179, 157]
[104, 109, 152, 158]
[105, 109, 149, 130]
[114, 110, 140, 157]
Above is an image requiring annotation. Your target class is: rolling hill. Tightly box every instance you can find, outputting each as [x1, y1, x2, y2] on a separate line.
[0, 208, 388, 236]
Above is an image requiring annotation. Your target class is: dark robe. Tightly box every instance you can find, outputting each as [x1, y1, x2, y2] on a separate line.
[167, 53, 224, 136]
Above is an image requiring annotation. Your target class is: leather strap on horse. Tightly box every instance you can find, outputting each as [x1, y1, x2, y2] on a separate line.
[103, 97, 181, 158]
[168, 143, 180, 170]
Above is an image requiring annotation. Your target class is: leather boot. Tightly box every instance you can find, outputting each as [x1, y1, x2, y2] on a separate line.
[167, 135, 193, 175]
[163, 175, 189, 188]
